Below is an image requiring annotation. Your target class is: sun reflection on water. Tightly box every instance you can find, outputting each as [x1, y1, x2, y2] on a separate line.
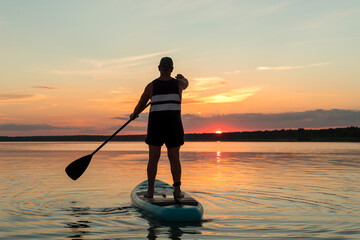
[216, 141, 221, 163]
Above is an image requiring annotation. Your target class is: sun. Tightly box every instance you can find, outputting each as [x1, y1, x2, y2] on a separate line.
[215, 130, 222, 134]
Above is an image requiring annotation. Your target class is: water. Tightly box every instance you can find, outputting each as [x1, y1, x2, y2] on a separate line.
[0, 141, 359, 239]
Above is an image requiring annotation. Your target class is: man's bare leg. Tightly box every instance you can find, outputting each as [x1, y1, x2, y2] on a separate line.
[167, 147, 184, 198]
[145, 145, 161, 198]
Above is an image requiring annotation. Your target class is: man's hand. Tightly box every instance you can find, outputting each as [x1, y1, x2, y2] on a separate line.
[175, 74, 185, 80]
[176, 74, 189, 90]
[129, 112, 139, 120]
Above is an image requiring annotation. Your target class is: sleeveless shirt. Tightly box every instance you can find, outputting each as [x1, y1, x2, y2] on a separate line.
[150, 78, 181, 112]
[146, 78, 184, 147]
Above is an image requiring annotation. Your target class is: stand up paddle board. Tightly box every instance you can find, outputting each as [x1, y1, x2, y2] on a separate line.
[131, 179, 203, 222]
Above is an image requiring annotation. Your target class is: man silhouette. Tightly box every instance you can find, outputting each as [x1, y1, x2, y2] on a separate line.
[130, 57, 189, 199]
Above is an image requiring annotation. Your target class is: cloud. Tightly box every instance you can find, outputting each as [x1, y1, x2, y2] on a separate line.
[108, 109, 360, 133]
[0, 94, 46, 104]
[181, 87, 261, 104]
[112, 116, 130, 121]
[30, 86, 60, 90]
[2, 109, 358, 135]
[182, 109, 360, 132]
[112, 113, 149, 123]
[0, 94, 32, 100]
[0, 124, 69, 131]
[182, 94, 202, 104]
[257, 62, 332, 71]
[183, 77, 259, 104]
[192, 77, 227, 91]
[79, 49, 178, 68]
[44, 49, 179, 77]
[195, 87, 261, 103]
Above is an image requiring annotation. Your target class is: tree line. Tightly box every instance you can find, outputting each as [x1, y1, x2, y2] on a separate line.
[0, 127, 359, 142]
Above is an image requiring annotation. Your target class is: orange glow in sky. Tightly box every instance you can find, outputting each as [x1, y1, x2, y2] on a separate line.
[0, 1, 359, 136]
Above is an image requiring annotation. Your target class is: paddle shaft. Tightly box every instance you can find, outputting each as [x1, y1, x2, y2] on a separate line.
[91, 102, 151, 155]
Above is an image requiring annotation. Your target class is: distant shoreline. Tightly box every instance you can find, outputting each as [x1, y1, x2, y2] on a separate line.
[1, 127, 359, 142]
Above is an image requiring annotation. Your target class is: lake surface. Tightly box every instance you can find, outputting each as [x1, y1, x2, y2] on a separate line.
[0, 141, 359, 239]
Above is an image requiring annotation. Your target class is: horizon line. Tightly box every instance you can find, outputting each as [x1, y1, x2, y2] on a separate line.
[0, 126, 358, 138]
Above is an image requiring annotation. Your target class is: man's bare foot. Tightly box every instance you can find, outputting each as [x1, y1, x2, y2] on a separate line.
[144, 190, 154, 198]
[144, 192, 153, 198]
[173, 190, 184, 199]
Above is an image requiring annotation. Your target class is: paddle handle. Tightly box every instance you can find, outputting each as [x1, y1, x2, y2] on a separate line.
[91, 102, 151, 155]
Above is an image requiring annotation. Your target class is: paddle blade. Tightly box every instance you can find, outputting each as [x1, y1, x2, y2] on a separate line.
[65, 154, 93, 180]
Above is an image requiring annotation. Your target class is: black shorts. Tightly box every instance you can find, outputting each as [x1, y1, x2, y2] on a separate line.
[145, 111, 184, 148]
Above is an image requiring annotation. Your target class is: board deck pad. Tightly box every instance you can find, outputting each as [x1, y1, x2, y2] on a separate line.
[136, 191, 199, 206]
[131, 180, 204, 222]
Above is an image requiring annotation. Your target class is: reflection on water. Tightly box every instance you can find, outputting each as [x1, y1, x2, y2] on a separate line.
[216, 141, 222, 163]
[0, 142, 359, 239]
[142, 213, 203, 240]
[65, 219, 91, 239]
[61, 204, 203, 240]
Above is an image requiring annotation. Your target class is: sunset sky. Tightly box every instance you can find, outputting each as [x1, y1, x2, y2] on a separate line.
[1, 0, 360, 136]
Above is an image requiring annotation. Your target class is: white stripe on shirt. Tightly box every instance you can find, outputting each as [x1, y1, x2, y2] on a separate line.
[151, 94, 181, 103]
[150, 103, 181, 112]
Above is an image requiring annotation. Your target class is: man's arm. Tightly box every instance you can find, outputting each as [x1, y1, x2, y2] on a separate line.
[176, 74, 189, 90]
[130, 83, 151, 120]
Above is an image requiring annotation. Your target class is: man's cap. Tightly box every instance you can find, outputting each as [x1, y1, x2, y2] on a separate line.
[159, 57, 173, 68]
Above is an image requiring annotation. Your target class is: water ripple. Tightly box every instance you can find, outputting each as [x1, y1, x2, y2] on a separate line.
[1, 142, 360, 239]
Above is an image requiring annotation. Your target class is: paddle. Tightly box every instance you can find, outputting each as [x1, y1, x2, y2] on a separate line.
[65, 102, 151, 180]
